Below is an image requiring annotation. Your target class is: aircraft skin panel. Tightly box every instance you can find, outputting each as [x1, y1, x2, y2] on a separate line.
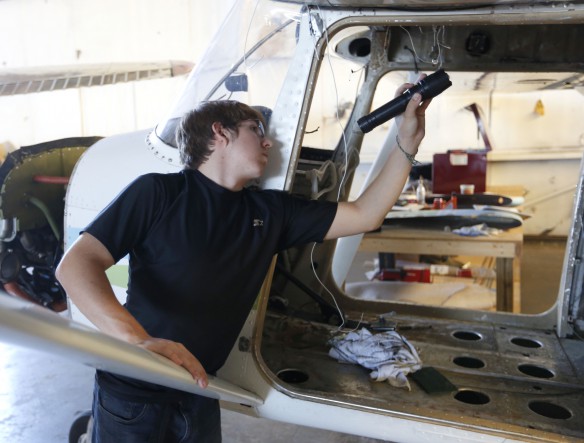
[64, 128, 181, 230]
[0, 295, 263, 407]
[260, 11, 317, 192]
[256, 390, 529, 443]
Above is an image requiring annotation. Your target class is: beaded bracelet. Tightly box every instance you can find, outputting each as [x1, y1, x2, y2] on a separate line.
[396, 135, 421, 166]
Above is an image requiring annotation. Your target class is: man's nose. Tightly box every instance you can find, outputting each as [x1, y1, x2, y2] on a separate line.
[262, 137, 273, 149]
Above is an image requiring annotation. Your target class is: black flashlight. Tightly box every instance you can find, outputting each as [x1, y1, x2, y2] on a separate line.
[357, 69, 452, 133]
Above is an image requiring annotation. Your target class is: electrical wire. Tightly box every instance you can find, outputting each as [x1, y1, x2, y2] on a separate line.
[572, 327, 584, 342]
[306, 5, 365, 330]
[400, 25, 449, 69]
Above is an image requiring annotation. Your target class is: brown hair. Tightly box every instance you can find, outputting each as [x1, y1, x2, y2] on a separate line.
[176, 100, 265, 169]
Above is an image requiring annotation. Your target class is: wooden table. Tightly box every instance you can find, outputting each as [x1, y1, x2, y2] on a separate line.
[359, 226, 523, 312]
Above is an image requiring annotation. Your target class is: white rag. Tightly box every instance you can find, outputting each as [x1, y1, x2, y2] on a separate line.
[328, 328, 422, 390]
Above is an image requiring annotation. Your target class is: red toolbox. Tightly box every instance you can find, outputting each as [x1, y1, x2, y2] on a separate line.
[432, 150, 487, 194]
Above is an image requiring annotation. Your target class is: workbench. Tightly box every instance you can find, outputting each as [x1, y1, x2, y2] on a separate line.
[359, 226, 523, 312]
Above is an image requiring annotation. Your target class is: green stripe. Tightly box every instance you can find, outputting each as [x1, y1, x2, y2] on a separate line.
[106, 265, 129, 288]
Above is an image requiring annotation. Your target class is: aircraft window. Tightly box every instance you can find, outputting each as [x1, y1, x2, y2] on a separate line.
[338, 69, 582, 314]
[297, 18, 583, 316]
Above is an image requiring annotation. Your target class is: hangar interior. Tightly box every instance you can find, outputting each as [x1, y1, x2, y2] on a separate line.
[1, 0, 583, 442]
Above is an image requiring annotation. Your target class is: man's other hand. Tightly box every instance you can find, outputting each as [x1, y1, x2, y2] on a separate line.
[136, 337, 209, 389]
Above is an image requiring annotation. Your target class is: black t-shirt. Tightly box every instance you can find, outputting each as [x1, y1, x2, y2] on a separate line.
[84, 169, 337, 400]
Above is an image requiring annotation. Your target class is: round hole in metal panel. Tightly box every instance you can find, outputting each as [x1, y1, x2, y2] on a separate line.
[277, 368, 309, 384]
[348, 38, 371, 57]
[518, 364, 554, 379]
[454, 389, 490, 405]
[453, 356, 485, 369]
[528, 401, 572, 420]
[452, 330, 482, 341]
[510, 337, 542, 348]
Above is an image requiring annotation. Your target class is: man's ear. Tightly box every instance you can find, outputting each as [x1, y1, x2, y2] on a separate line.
[211, 122, 230, 143]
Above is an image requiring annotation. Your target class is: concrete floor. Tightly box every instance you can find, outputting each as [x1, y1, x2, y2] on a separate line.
[0, 238, 565, 443]
[0, 342, 384, 443]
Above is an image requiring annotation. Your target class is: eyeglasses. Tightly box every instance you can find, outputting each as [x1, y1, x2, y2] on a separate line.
[240, 119, 266, 140]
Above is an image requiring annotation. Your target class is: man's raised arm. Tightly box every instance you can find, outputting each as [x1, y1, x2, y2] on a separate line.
[325, 80, 431, 240]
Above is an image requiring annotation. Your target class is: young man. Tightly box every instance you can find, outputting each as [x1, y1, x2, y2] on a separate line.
[56, 81, 431, 442]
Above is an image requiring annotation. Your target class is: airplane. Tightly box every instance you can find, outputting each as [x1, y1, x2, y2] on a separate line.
[1, 0, 584, 442]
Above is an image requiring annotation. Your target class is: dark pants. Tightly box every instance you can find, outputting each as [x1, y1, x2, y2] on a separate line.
[91, 380, 222, 443]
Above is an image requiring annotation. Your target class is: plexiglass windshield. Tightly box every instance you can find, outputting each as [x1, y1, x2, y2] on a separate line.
[154, 0, 301, 147]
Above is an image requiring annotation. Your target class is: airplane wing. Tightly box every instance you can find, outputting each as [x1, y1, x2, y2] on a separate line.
[0, 60, 194, 96]
[0, 293, 263, 407]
